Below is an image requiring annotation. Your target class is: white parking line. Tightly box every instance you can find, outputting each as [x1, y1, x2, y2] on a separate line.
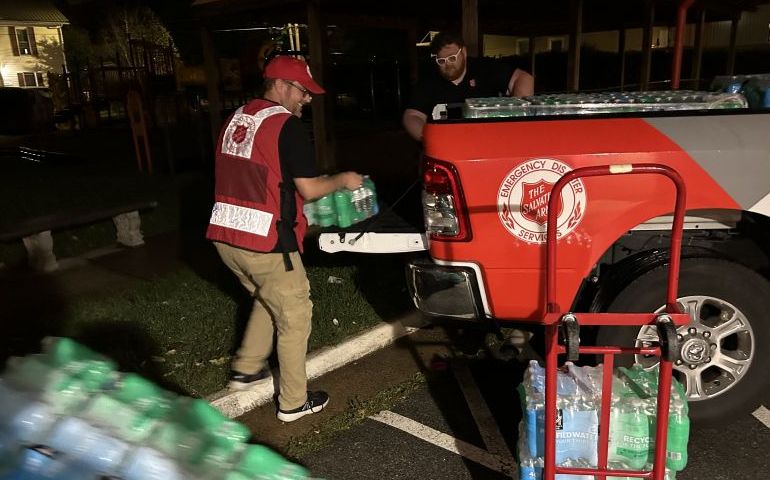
[452, 362, 515, 461]
[370, 410, 517, 478]
[752, 405, 770, 430]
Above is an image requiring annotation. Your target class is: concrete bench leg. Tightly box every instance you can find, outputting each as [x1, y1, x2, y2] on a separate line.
[22, 230, 59, 272]
[113, 210, 145, 247]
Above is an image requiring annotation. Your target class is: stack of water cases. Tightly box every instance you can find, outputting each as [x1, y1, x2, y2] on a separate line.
[304, 176, 378, 228]
[0, 338, 313, 480]
[517, 361, 688, 480]
[463, 91, 747, 118]
[463, 97, 531, 118]
[712, 74, 770, 109]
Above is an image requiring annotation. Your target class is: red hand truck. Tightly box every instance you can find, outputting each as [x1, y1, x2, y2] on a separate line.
[541, 164, 691, 480]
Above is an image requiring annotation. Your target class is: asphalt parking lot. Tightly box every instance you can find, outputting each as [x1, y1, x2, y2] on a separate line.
[299, 348, 770, 480]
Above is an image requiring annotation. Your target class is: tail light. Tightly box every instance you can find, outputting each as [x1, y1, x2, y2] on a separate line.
[421, 156, 472, 241]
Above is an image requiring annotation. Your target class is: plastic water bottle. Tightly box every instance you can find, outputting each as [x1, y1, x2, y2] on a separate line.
[119, 446, 190, 480]
[663, 400, 689, 471]
[46, 417, 129, 476]
[149, 421, 206, 465]
[314, 195, 336, 227]
[609, 398, 651, 470]
[153, 398, 249, 471]
[555, 400, 599, 467]
[360, 176, 379, 216]
[231, 444, 309, 479]
[41, 337, 117, 375]
[332, 191, 353, 228]
[0, 381, 57, 447]
[3, 356, 112, 415]
[112, 373, 175, 419]
[518, 456, 539, 480]
[81, 393, 158, 443]
[348, 177, 378, 224]
[302, 202, 317, 226]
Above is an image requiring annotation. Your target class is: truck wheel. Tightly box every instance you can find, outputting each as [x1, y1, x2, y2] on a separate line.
[597, 258, 770, 425]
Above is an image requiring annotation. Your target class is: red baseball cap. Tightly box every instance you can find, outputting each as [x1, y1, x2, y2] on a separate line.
[264, 56, 325, 95]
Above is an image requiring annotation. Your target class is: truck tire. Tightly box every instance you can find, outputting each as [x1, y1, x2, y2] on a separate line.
[596, 257, 770, 425]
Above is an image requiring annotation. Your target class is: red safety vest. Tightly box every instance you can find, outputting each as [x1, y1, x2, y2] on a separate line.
[206, 99, 307, 253]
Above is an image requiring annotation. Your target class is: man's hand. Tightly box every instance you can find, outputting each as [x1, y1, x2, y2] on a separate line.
[339, 171, 364, 191]
[402, 108, 428, 142]
[294, 171, 364, 201]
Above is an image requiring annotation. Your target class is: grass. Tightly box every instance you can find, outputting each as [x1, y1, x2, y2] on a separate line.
[284, 372, 426, 459]
[56, 254, 410, 397]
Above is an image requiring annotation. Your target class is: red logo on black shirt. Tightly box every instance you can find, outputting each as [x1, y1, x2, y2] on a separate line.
[469, 79, 476, 88]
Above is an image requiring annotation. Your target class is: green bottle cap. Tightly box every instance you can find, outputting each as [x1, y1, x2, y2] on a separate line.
[42, 337, 115, 370]
[115, 373, 160, 403]
[76, 360, 116, 389]
[183, 399, 228, 431]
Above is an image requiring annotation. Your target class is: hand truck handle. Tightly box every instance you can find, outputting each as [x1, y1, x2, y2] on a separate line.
[545, 164, 686, 315]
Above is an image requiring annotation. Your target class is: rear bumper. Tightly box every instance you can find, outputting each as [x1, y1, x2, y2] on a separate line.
[406, 258, 487, 321]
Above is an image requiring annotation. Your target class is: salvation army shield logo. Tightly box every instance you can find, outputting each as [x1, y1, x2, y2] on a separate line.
[232, 124, 248, 144]
[222, 113, 257, 159]
[521, 179, 563, 225]
[497, 159, 587, 244]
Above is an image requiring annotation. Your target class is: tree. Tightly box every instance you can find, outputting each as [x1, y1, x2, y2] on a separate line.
[62, 2, 174, 67]
[99, 3, 173, 65]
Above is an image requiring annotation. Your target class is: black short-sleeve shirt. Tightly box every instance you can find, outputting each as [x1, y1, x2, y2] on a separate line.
[279, 115, 318, 180]
[407, 57, 515, 117]
[273, 114, 318, 252]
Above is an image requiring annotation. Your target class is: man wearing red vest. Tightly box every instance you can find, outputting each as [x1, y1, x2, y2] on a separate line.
[207, 56, 363, 422]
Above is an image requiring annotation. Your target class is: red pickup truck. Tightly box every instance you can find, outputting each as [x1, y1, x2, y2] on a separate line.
[406, 98, 770, 424]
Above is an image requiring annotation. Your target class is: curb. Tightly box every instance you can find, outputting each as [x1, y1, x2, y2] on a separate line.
[208, 319, 419, 418]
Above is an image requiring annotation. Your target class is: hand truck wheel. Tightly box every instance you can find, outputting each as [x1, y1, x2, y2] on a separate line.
[656, 314, 679, 363]
[560, 313, 580, 362]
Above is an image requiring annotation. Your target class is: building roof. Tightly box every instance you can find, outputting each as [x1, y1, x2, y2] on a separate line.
[0, 0, 69, 26]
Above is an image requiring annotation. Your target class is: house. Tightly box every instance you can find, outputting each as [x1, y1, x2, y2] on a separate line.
[0, 1, 69, 88]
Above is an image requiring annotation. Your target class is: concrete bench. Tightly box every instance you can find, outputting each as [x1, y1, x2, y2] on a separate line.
[0, 199, 157, 272]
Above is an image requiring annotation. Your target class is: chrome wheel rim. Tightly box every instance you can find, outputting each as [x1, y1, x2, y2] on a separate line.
[634, 295, 754, 402]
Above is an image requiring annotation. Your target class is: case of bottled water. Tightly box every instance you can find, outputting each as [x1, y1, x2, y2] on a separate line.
[0, 337, 315, 480]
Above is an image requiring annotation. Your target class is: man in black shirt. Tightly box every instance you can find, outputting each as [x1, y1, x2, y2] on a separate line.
[208, 56, 362, 422]
[403, 32, 534, 141]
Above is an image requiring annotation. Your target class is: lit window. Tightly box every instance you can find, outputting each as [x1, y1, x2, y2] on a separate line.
[16, 29, 32, 55]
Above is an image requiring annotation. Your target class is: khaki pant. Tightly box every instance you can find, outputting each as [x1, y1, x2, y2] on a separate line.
[214, 242, 313, 411]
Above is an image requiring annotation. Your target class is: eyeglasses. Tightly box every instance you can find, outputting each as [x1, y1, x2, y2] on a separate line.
[283, 80, 311, 97]
[433, 48, 463, 66]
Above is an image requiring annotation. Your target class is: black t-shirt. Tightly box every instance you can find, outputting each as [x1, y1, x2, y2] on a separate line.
[273, 114, 318, 252]
[407, 57, 516, 117]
